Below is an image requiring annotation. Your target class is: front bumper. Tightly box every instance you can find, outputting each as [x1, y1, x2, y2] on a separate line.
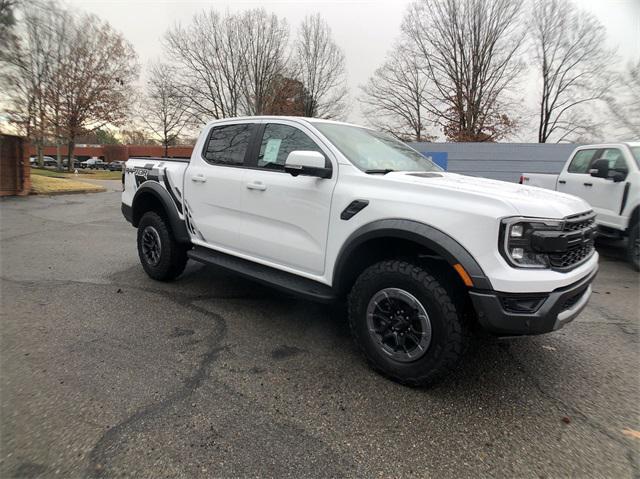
[469, 266, 598, 336]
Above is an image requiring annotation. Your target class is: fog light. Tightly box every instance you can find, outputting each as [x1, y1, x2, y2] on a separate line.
[500, 295, 546, 313]
[511, 248, 524, 260]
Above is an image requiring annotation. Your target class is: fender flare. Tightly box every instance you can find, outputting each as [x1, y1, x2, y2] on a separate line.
[131, 181, 190, 243]
[332, 219, 492, 291]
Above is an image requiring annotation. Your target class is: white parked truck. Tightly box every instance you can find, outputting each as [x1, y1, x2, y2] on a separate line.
[521, 143, 639, 270]
[122, 117, 599, 386]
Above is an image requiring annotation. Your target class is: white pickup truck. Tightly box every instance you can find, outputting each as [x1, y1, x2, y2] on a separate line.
[521, 143, 639, 270]
[122, 117, 599, 386]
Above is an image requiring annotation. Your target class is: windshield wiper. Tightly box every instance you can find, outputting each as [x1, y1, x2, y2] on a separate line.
[365, 169, 395, 175]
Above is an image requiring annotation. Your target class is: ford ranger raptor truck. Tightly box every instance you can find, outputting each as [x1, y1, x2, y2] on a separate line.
[122, 117, 599, 386]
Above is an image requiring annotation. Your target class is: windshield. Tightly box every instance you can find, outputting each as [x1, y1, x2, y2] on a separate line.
[312, 123, 441, 173]
[631, 146, 640, 168]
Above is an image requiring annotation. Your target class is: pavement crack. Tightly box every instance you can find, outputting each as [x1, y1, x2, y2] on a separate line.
[86, 297, 228, 478]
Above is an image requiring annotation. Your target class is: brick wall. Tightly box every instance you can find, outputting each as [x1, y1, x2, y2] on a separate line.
[0, 134, 31, 196]
[30, 144, 195, 161]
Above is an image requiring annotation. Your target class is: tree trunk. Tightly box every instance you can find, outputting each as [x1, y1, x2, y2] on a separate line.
[56, 140, 62, 171]
[67, 140, 75, 172]
[36, 142, 43, 168]
[164, 142, 168, 158]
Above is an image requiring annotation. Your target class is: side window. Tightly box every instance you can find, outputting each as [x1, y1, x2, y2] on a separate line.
[567, 149, 597, 173]
[600, 148, 628, 172]
[257, 124, 324, 171]
[203, 124, 253, 166]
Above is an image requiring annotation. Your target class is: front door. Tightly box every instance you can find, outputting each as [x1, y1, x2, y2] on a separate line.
[557, 148, 600, 199]
[239, 121, 337, 276]
[581, 148, 629, 229]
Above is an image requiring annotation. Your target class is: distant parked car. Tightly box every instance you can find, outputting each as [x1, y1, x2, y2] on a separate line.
[29, 156, 57, 167]
[62, 158, 81, 169]
[81, 158, 108, 169]
[107, 161, 124, 171]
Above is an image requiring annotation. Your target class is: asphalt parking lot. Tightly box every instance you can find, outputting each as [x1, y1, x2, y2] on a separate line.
[1, 186, 639, 478]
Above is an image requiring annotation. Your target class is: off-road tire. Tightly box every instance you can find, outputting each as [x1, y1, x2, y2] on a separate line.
[627, 222, 640, 272]
[348, 260, 470, 387]
[137, 211, 188, 281]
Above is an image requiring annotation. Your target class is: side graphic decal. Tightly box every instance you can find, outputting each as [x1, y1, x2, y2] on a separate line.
[163, 168, 183, 214]
[183, 199, 205, 241]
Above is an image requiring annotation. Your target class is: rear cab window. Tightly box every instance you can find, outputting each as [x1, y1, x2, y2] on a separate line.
[202, 123, 254, 166]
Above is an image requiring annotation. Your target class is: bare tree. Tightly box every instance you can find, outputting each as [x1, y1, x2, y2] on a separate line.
[165, 8, 289, 120]
[292, 13, 347, 119]
[165, 10, 246, 122]
[2, 1, 61, 165]
[605, 59, 640, 140]
[0, 0, 19, 52]
[532, 0, 617, 143]
[238, 9, 290, 115]
[142, 63, 192, 156]
[360, 43, 433, 142]
[49, 13, 138, 170]
[403, 0, 524, 141]
[45, 4, 71, 169]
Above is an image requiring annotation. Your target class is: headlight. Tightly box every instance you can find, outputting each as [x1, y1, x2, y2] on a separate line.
[500, 218, 563, 268]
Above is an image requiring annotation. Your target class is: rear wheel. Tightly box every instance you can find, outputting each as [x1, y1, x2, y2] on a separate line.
[348, 260, 470, 387]
[627, 222, 639, 272]
[137, 211, 188, 281]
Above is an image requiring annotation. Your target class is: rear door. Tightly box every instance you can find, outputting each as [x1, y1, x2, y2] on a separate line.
[238, 120, 338, 276]
[183, 121, 256, 252]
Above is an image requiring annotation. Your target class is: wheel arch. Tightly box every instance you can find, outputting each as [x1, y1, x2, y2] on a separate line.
[332, 219, 492, 295]
[131, 182, 190, 243]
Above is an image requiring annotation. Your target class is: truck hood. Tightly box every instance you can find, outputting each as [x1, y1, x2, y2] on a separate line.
[386, 172, 591, 218]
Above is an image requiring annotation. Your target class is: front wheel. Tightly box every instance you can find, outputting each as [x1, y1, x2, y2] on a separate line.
[348, 260, 470, 387]
[137, 211, 189, 281]
[627, 223, 639, 272]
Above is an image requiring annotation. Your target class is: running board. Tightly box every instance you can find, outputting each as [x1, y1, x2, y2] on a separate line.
[187, 246, 337, 303]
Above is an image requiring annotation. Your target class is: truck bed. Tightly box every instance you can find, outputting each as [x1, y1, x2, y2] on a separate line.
[520, 173, 559, 190]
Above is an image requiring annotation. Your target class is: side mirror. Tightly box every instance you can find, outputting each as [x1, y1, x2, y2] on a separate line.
[589, 159, 627, 182]
[589, 159, 610, 179]
[610, 169, 627, 182]
[284, 151, 331, 179]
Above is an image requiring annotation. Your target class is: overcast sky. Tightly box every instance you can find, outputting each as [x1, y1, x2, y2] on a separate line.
[67, 0, 639, 138]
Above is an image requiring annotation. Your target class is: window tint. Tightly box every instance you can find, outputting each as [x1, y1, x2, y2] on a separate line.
[600, 148, 627, 171]
[568, 149, 597, 173]
[257, 124, 324, 170]
[203, 124, 253, 166]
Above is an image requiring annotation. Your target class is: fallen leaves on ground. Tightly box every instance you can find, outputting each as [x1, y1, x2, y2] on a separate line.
[622, 428, 640, 440]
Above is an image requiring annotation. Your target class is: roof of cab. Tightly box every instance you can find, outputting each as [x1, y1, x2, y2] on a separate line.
[204, 116, 365, 129]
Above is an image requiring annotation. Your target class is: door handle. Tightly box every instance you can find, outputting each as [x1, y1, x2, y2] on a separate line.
[191, 174, 207, 183]
[558, 180, 566, 184]
[584, 182, 593, 187]
[246, 181, 267, 191]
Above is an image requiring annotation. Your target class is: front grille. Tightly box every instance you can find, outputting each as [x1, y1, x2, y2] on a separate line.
[563, 211, 596, 232]
[548, 211, 596, 270]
